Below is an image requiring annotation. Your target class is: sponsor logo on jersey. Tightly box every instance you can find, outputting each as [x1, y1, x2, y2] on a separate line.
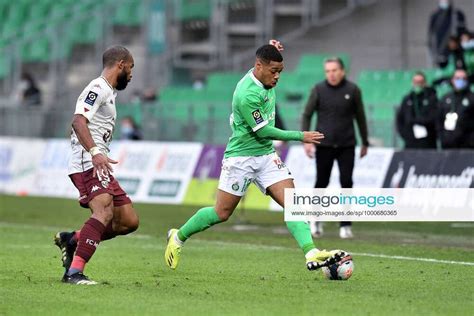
[252, 110, 264, 125]
[84, 91, 98, 106]
[91, 185, 100, 192]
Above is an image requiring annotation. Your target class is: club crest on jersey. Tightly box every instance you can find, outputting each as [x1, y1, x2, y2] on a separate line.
[232, 182, 240, 191]
[252, 110, 264, 125]
[85, 91, 98, 106]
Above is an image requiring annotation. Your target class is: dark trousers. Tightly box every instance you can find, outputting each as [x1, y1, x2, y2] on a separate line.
[315, 146, 355, 227]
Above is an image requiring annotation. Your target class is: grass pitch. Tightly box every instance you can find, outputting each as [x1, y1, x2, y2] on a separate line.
[1, 194, 473, 315]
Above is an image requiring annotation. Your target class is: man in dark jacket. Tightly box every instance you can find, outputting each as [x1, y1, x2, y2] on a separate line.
[301, 57, 369, 239]
[428, 0, 467, 68]
[396, 72, 439, 149]
[438, 69, 474, 148]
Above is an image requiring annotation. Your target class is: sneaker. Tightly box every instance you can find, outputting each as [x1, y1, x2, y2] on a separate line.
[54, 231, 77, 271]
[164, 229, 182, 269]
[306, 249, 347, 271]
[310, 221, 324, 238]
[62, 272, 97, 285]
[339, 226, 354, 239]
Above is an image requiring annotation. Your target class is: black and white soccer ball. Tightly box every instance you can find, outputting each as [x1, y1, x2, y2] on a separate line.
[321, 253, 354, 280]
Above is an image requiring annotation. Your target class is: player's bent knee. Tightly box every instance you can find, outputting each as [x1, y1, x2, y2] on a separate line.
[117, 210, 139, 235]
[215, 208, 232, 222]
[126, 213, 139, 233]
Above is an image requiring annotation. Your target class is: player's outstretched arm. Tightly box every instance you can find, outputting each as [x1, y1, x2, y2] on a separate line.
[71, 114, 117, 177]
[255, 124, 324, 144]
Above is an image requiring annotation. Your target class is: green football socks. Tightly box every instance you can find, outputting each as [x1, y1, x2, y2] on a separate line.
[177, 207, 222, 242]
[286, 221, 315, 255]
[176, 207, 315, 255]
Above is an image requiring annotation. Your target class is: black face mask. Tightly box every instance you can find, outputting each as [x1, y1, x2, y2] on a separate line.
[116, 69, 129, 90]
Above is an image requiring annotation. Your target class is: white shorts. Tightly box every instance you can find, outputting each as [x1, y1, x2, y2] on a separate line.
[218, 152, 294, 196]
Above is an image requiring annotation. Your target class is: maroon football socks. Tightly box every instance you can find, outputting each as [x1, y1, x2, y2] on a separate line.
[67, 218, 105, 276]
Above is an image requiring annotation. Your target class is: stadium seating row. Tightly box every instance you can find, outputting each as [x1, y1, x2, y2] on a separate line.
[0, 0, 145, 77]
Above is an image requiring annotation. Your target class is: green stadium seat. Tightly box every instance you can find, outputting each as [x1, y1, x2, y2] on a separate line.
[0, 3, 7, 21]
[50, 3, 72, 23]
[176, 0, 211, 21]
[0, 45, 11, 79]
[1, 20, 20, 40]
[369, 106, 396, 120]
[369, 119, 395, 147]
[277, 72, 318, 103]
[113, 103, 143, 139]
[21, 21, 51, 62]
[295, 53, 350, 74]
[278, 104, 303, 130]
[68, 17, 103, 45]
[28, 2, 51, 21]
[22, 38, 50, 63]
[5, 1, 28, 26]
[116, 103, 143, 125]
[213, 106, 232, 121]
[206, 72, 241, 88]
[358, 70, 412, 107]
[114, 0, 145, 26]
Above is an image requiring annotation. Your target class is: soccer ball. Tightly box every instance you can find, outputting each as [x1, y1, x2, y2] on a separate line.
[321, 253, 354, 280]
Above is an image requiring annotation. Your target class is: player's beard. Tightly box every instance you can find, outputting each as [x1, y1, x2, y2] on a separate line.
[116, 69, 129, 90]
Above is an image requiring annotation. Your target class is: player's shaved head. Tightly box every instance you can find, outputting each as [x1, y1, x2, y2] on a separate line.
[255, 44, 283, 64]
[102, 46, 132, 68]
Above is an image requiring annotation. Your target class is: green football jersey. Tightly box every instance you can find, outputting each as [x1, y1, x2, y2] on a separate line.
[224, 69, 276, 158]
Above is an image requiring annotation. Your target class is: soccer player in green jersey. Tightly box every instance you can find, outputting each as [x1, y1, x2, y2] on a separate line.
[165, 40, 345, 271]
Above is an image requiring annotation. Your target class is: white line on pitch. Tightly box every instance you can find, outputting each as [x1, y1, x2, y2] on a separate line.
[349, 252, 474, 266]
[193, 240, 474, 266]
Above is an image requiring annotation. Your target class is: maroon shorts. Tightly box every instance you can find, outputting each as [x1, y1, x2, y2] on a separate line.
[69, 168, 132, 208]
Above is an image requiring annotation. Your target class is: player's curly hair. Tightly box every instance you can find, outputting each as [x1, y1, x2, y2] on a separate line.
[256, 44, 283, 64]
[102, 46, 132, 68]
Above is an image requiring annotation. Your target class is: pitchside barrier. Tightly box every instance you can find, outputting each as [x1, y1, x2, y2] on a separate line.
[0, 137, 472, 209]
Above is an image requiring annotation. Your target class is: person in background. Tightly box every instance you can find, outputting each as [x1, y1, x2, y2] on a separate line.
[120, 116, 143, 140]
[447, 35, 466, 70]
[19, 72, 41, 106]
[142, 87, 158, 102]
[428, 0, 467, 68]
[438, 69, 474, 148]
[432, 36, 467, 87]
[396, 72, 439, 149]
[301, 57, 369, 239]
[460, 31, 474, 84]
